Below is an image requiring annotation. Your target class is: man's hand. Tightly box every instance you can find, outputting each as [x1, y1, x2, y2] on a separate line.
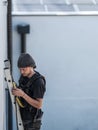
[12, 88, 25, 97]
[12, 88, 43, 109]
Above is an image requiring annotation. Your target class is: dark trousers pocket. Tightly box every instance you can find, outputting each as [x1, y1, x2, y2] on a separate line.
[25, 128, 40, 130]
[24, 120, 42, 130]
[32, 120, 42, 129]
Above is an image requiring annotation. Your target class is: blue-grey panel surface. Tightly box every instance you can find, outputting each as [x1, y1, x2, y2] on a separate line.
[12, 15, 98, 130]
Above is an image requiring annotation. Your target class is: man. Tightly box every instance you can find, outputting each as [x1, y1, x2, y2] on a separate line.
[12, 53, 46, 130]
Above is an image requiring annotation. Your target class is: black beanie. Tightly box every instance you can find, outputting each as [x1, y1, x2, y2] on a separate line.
[17, 53, 36, 68]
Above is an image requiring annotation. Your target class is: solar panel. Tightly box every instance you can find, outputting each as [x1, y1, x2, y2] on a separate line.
[47, 4, 74, 11]
[12, 0, 41, 4]
[67, 0, 93, 4]
[12, 0, 96, 4]
[78, 4, 98, 11]
[14, 4, 45, 12]
[43, 0, 66, 4]
[12, 0, 98, 13]
[95, 0, 98, 3]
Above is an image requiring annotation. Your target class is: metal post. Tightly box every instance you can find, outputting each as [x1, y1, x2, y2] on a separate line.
[17, 24, 30, 53]
[7, 0, 13, 130]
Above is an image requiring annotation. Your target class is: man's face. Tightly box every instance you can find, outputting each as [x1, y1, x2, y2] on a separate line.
[19, 67, 31, 77]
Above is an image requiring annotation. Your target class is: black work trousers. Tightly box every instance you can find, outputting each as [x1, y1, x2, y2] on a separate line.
[23, 120, 41, 130]
[24, 128, 40, 130]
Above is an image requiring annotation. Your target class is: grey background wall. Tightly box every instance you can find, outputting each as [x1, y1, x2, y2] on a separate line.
[12, 15, 98, 130]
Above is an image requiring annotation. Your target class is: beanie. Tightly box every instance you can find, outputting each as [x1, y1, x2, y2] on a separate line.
[17, 53, 36, 68]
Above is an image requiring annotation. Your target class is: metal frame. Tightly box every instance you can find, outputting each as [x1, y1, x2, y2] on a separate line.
[12, 11, 98, 16]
